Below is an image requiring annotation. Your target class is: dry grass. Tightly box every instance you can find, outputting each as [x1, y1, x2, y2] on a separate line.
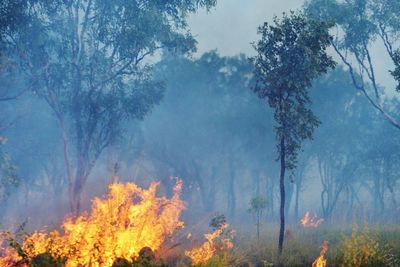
[191, 224, 400, 267]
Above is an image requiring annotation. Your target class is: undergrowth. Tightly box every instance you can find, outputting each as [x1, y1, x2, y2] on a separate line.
[1, 225, 400, 266]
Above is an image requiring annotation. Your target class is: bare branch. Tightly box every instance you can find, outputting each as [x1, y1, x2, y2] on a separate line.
[331, 40, 400, 130]
[377, 23, 394, 59]
[0, 88, 29, 101]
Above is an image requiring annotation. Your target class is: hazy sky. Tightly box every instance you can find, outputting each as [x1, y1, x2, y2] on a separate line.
[188, 0, 305, 56]
[188, 0, 396, 92]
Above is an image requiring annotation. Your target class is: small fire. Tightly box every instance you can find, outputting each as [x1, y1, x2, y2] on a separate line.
[300, 212, 324, 228]
[0, 179, 185, 267]
[312, 240, 328, 267]
[184, 224, 233, 265]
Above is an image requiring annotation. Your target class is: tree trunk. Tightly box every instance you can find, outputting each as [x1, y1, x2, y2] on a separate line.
[266, 174, 274, 219]
[227, 156, 236, 218]
[70, 155, 90, 215]
[278, 136, 286, 255]
[190, 160, 211, 213]
[284, 178, 293, 225]
[252, 168, 261, 196]
[205, 166, 217, 212]
[57, 116, 75, 214]
[257, 213, 260, 242]
[294, 181, 300, 222]
[294, 166, 304, 221]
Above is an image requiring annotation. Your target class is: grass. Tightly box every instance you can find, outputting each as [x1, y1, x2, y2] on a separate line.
[2, 224, 400, 266]
[189, 224, 400, 267]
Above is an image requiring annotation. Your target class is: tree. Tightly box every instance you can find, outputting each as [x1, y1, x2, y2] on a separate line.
[248, 196, 267, 242]
[309, 67, 365, 221]
[305, 0, 400, 130]
[252, 12, 336, 254]
[0, 0, 216, 214]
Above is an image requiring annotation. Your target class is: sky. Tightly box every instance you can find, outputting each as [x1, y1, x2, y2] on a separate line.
[188, 0, 307, 56]
[188, 0, 397, 93]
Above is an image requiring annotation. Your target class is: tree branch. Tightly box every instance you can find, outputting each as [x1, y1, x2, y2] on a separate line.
[331, 41, 400, 130]
[0, 88, 29, 101]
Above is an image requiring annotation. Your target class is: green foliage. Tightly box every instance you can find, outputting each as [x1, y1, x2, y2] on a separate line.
[111, 257, 166, 267]
[248, 196, 267, 214]
[202, 255, 229, 267]
[341, 218, 400, 267]
[30, 252, 66, 267]
[112, 247, 167, 267]
[391, 50, 400, 92]
[112, 258, 132, 267]
[0, 0, 30, 42]
[342, 222, 381, 267]
[252, 11, 336, 170]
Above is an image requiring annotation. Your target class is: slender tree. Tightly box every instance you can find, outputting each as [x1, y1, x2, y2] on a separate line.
[248, 196, 267, 242]
[252, 11, 336, 254]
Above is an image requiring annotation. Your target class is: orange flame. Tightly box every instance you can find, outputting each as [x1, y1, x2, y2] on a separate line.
[300, 212, 324, 228]
[0, 179, 185, 267]
[0, 248, 22, 267]
[312, 240, 328, 267]
[184, 223, 233, 265]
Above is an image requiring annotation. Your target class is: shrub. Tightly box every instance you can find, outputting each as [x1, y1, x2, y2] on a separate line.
[342, 222, 382, 267]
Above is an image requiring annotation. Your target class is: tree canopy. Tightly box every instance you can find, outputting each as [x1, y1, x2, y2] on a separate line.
[0, 0, 217, 213]
[305, 0, 400, 129]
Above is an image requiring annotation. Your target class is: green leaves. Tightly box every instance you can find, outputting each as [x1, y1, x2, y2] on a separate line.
[248, 196, 267, 214]
[390, 50, 400, 92]
[252, 11, 336, 170]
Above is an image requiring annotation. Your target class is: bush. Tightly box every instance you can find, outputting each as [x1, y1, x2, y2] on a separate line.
[341, 222, 400, 267]
[30, 252, 65, 267]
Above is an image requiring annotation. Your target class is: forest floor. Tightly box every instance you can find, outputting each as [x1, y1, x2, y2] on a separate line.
[168, 224, 400, 267]
[1, 223, 400, 266]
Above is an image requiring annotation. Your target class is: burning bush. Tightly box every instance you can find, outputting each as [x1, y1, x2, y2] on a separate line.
[184, 223, 234, 266]
[300, 212, 324, 228]
[0, 179, 185, 267]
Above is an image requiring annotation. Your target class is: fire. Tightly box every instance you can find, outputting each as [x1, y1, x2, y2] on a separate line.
[0, 248, 20, 267]
[184, 224, 233, 265]
[0, 179, 185, 267]
[300, 211, 324, 228]
[312, 240, 328, 267]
